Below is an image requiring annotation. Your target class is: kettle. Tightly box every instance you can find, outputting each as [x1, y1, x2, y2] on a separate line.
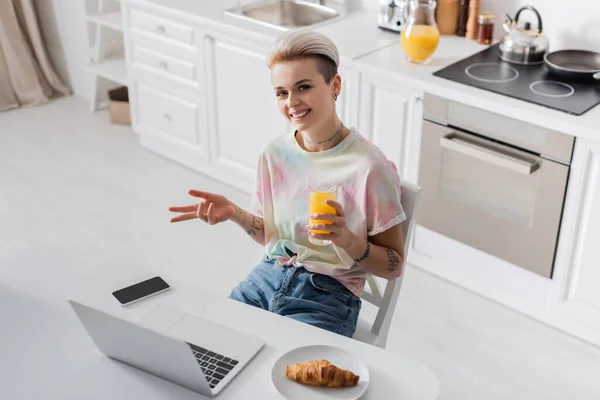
[498, 6, 549, 65]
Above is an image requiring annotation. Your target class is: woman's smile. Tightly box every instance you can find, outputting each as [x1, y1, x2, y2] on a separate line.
[290, 109, 312, 122]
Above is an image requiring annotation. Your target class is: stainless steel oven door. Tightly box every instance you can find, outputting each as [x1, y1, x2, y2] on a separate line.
[418, 120, 570, 278]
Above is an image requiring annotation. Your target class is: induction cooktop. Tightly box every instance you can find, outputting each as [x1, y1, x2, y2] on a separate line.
[433, 44, 600, 116]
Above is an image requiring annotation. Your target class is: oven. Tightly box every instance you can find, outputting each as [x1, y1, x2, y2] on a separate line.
[418, 94, 575, 278]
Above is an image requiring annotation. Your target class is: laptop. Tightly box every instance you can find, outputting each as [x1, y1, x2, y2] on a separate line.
[68, 300, 265, 397]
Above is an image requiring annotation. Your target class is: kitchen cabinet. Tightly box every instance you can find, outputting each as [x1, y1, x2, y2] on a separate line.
[123, 3, 365, 194]
[553, 139, 600, 335]
[201, 32, 358, 192]
[123, 5, 212, 172]
[204, 31, 288, 193]
[336, 65, 354, 129]
[123, 3, 290, 193]
[355, 72, 423, 179]
[136, 83, 209, 153]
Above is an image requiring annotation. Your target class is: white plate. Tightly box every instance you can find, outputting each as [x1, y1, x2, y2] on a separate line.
[271, 345, 370, 400]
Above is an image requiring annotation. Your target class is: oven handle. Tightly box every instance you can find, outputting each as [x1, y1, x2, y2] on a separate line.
[440, 134, 539, 175]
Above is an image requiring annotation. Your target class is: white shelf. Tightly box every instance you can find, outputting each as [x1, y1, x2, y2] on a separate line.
[85, 58, 128, 86]
[86, 11, 123, 31]
[85, 0, 126, 111]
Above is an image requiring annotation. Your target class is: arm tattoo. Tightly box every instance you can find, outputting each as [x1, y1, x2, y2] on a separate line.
[246, 216, 261, 236]
[353, 241, 370, 263]
[386, 248, 400, 273]
[235, 205, 246, 226]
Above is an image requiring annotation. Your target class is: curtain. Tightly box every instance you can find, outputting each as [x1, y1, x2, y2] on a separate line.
[0, 0, 70, 112]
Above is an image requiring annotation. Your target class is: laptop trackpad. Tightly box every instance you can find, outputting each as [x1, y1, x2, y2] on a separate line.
[138, 304, 187, 333]
[168, 314, 265, 362]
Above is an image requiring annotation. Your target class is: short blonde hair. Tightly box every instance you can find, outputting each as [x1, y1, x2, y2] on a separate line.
[267, 30, 339, 84]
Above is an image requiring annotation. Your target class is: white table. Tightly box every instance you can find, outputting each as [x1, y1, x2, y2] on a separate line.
[0, 245, 439, 399]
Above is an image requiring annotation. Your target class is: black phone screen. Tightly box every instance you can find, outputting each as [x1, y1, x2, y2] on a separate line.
[112, 276, 170, 304]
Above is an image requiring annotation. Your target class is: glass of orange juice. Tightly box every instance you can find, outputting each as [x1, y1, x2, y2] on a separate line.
[401, 0, 440, 64]
[308, 188, 337, 246]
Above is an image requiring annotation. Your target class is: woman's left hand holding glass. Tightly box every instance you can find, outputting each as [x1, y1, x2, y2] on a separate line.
[307, 200, 357, 250]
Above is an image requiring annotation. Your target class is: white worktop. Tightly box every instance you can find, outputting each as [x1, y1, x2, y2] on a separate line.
[124, 0, 397, 62]
[353, 36, 600, 142]
[126, 0, 599, 142]
[0, 245, 440, 400]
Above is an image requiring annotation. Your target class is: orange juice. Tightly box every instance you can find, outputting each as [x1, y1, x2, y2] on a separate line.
[400, 25, 440, 63]
[309, 191, 337, 235]
[308, 190, 337, 246]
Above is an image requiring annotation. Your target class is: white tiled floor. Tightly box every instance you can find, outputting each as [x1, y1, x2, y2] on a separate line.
[2, 96, 599, 400]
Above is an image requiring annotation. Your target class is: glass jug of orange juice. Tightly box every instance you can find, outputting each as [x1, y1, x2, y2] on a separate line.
[400, 0, 440, 64]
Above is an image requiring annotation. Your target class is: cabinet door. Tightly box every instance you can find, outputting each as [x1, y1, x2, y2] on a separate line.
[356, 73, 422, 179]
[137, 84, 205, 146]
[132, 80, 210, 171]
[204, 33, 288, 193]
[557, 139, 600, 329]
[336, 65, 353, 128]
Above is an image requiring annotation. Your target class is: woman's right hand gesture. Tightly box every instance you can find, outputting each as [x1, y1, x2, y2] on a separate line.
[169, 190, 236, 225]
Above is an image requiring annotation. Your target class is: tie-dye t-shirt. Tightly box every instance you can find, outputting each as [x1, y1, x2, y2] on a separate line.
[252, 128, 406, 297]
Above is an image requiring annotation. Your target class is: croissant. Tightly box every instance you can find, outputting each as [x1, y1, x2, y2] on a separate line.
[285, 359, 359, 388]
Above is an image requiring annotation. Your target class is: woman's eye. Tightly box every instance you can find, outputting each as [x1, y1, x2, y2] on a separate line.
[298, 85, 311, 91]
[276, 91, 287, 97]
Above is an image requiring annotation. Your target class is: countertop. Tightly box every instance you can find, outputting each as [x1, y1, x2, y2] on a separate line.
[124, 0, 599, 141]
[353, 37, 600, 142]
[123, 0, 398, 63]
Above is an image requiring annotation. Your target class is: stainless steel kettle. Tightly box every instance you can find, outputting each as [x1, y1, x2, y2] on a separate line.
[498, 6, 549, 65]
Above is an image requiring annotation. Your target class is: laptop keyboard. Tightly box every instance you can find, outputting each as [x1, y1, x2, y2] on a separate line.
[187, 342, 239, 389]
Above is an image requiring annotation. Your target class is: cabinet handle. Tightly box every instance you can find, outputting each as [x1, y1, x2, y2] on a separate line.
[163, 113, 172, 122]
[156, 25, 166, 34]
[159, 61, 168, 70]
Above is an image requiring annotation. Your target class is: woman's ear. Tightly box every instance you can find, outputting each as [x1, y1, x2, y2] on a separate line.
[333, 74, 342, 98]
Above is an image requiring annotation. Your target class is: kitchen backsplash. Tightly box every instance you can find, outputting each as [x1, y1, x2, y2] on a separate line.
[366, 0, 599, 51]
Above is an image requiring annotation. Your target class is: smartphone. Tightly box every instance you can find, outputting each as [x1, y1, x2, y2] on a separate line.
[112, 276, 170, 306]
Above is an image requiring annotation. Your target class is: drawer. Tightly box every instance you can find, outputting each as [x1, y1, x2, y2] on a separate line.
[130, 10, 194, 45]
[133, 44, 196, 82]
[137, 85, 201, 145]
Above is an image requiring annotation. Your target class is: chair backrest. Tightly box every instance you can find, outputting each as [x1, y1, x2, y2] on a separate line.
[361, 180, 423, 347]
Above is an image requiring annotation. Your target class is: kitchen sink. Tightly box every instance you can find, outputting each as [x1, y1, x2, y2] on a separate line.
[225, 0, 363, 30]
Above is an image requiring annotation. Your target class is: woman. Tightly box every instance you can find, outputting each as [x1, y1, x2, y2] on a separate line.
[169, 31, 405, 338]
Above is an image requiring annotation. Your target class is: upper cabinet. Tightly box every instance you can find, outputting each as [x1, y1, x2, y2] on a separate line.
[354, 72, 423, 179]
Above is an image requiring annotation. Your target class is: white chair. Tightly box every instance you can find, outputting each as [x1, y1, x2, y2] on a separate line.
[352, 180, 423, 348]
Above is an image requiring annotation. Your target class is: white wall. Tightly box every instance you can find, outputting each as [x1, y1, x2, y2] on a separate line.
[369, 0, 600, 51]
[34, 0, 90, 97]
[33, 0, 70, 89]
[481, 0, 600, 51]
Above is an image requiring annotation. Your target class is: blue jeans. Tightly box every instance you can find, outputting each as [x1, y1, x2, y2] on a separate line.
[229, 259, 361, 338]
